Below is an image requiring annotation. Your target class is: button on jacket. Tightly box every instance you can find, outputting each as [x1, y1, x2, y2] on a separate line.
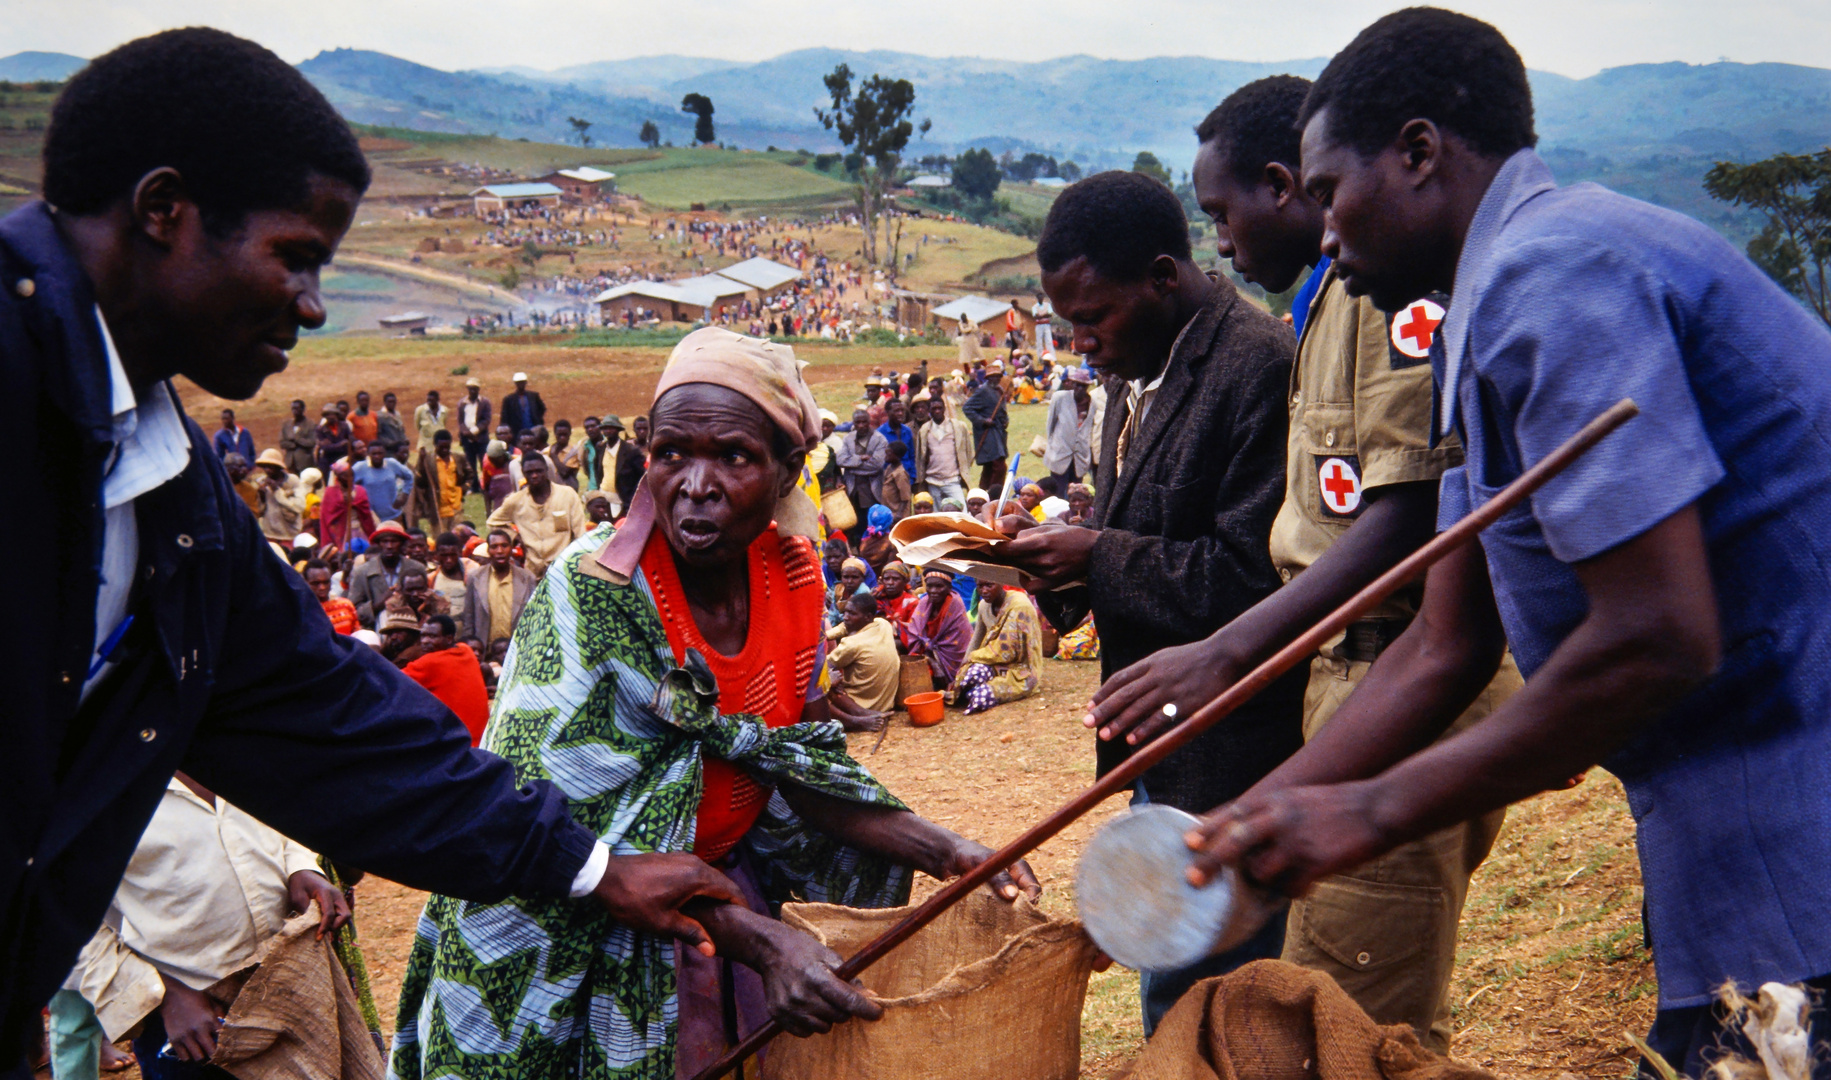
[0, 201, 595, 1071]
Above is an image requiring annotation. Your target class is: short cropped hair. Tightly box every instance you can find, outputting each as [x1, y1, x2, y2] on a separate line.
[44, 27, 371, 234]
[847, 593, 880, 618]
[1300, 7, 1536, 159]
[435, 532, 461, 548]
[1196, 75, 1312, 182]
[1037, 171, 1191, 281]
[425, 614, 456, 637]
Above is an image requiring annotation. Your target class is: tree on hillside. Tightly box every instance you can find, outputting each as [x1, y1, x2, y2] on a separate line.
[815, 62, 931, 268]
[1705, 149, 1831, 327]
[1060, 160, 1083, 182]
[680, 93, 716, 145]
[1132, 151, 1172, 186]
[953, 148, 1001, 201]
[639, 120, 660, 149]
[568, 116, 593, 148]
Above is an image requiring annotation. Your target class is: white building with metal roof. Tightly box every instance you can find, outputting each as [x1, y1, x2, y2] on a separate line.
[471, 182, 564, 214]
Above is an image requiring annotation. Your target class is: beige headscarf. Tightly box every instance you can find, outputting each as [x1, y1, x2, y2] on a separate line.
[597, 328, 823, 579]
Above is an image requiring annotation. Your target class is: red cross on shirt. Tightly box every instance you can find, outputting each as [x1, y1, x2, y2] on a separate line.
[1396, 303, 1442, 351]
[1322, 461, 1357, 502]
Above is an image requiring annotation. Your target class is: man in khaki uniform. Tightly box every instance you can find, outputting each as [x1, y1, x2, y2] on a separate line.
[1084, 76, 1518, 1052]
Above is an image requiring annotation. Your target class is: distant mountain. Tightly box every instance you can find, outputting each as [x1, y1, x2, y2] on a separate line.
[0, 51, 85, 81]
[482, 55, 743, 97]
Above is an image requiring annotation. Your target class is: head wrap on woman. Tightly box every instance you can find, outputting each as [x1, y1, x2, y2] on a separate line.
[599, 328, 824, 577]
[841, 556, 870, 576]
[912, 491, 935, 513]
[865, 503, 893, 538]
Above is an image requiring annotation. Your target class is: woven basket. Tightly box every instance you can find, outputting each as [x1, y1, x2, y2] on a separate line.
[821, 488, 858, 533]
[897, 656, 934, 709]
[762, 892, 1099, 1080]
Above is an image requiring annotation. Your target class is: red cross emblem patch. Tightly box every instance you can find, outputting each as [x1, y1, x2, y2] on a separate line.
[1387, 296, 1446, 367]
[1317, 456, 1363, 518]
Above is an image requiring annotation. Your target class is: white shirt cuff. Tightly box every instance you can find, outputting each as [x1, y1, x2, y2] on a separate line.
[568, 840, 611, 898]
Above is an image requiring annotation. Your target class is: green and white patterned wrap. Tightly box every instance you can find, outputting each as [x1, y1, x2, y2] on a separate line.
[389, 525, 912, 1080]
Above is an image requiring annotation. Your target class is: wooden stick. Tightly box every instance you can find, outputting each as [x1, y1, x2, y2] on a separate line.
[692, 398, 1640, 1080]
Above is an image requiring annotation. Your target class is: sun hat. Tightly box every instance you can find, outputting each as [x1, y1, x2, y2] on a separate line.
[465, 377, 481, 388]
[512, 371, 529, 382]
[292, 532, 318, 549]
[254, 448, 287, 469]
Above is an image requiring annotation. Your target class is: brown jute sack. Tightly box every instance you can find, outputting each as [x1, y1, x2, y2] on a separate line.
[1126, 960, 1498, 1080]
[763, 891, 1100, 1080]
[208, 907, 385, 1080]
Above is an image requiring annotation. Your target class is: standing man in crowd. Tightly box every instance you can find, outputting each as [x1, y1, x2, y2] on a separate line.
[312, 402, 349, 472]
[374, 390, 406, 453]
[915, 390, 973, 507]
[347, 389, 378, 447]
[962, 361, 1010, 496]
[413, 388, 447, 462]
[499, 371, 544, 437]
[352, 437, 413, 523]
[463, 527, 536, 646]
[1043, 366, 1095, 493]
[212, 408, 253, 461]
[348, 520, 423, 627]
[412, 429, 471, 535]
[1181, 10, 1831, 1073]
[456, 377, 490, 482]
[428, 532, 469, 628]
[995, 171, 1304, 1032]
[1085, 74, 1520, 1051]
[485, 453, 585, 577]
[5, 29, 747, 1078]
[877, 399, 917, 483]
[1032, 292, 1055, 355]
[614, 413, 649, 510]
[277, 398, 315, 473]
[251, 448, 304, 545]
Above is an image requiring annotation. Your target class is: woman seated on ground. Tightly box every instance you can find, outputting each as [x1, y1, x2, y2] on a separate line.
[949, 582, 1044, 714]
[904, 568, 973, 688]
[874, 560, 919, 626]
[394, 329, 1038, 1080]
[1017, 483, 1047, 523]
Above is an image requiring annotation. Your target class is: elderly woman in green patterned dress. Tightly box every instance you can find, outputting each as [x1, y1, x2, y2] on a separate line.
[391, 328, 1037, 1080]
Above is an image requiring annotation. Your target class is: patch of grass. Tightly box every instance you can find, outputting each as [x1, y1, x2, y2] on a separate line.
[608, 148, 854, 209]
[564, 327, 695, 349]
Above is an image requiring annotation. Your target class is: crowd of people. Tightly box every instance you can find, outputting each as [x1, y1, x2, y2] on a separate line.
[15, 12, 1831, 1080]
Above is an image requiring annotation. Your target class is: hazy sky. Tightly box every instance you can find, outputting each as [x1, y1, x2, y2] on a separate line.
[5, 0, 1828, 79]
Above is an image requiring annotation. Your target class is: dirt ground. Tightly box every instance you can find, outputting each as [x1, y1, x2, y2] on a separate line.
[138, 338, 1657, 1080]
[292, 677, 1652, 1080]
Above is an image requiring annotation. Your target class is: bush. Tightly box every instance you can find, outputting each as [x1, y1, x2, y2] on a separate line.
[814, 153, 843, 173]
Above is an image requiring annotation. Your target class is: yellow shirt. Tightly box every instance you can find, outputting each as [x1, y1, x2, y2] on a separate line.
[437, 455, 463, 518]
[488, 566, 515, 644]
[486, 483, 589, 577]
[1268, 267, 1461, 623]
[826, 617, 901, 713]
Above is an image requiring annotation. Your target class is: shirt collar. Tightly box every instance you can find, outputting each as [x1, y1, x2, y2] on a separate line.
[97, 306, 191, 510]
[1436, 149, 1558, 437]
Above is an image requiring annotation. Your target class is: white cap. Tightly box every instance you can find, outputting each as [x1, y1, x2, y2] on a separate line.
[512, 371, 529, 382]
[351, 629, 383, 648]
[293, 532, 318, 548]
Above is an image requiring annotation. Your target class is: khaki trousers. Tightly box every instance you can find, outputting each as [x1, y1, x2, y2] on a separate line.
[1280, 650, 1523, 1054]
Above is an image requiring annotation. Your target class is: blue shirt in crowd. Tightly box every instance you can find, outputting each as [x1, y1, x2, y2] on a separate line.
[352, 458, 414, 521]
[878, 420, 916, 479]
[212, 425, 253, 461]
[1435, 149, 1831, 1009]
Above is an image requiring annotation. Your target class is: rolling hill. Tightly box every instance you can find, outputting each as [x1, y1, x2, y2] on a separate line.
[0, 51, 85, 82]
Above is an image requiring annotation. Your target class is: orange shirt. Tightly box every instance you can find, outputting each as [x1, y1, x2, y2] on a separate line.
[640, 527, 826, 860]
[402, 645, 491, 745]
[348, 412, 379, 445]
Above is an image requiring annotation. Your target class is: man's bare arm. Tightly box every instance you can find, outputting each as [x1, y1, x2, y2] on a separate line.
[1188, 504, 1721, 894]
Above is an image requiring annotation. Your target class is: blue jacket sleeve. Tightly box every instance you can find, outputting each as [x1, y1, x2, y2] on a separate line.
[181, 479, 595, 902]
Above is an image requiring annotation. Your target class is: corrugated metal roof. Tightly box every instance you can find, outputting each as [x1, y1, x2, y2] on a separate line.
[471, 182, 564, 198]
[932, 295, 1013, 324]
[557, 167, 616, 182]
[593, 280, 719, 308]
[713, 256, 801, 291]
[675, 273, 752, 299]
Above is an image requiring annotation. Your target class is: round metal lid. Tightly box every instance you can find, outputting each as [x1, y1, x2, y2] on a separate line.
[1075, 804, 1238, 972]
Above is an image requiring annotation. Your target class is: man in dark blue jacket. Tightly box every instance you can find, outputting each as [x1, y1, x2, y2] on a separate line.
[3, 29, 738, 1075]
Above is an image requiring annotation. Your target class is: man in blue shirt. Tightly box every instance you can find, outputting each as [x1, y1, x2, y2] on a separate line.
[350, 439, 414, 522]
[1184, 9, 1831, 1073]
[2, 30, 745, 1076]
[877, 397, 917, 481]
[211, 407, 253, 461]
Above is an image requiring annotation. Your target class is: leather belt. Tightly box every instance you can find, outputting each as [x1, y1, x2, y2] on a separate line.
[1335, 617, 1412, 664]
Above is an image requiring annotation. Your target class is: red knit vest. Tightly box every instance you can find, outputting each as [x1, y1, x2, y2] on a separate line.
[640, 526, 826, 859]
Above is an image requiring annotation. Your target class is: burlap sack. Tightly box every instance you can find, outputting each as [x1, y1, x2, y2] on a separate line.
[763, 890, 1100, 1080]
[1126, 960, 1498, 1080]
[209, 907, 385, 1080]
